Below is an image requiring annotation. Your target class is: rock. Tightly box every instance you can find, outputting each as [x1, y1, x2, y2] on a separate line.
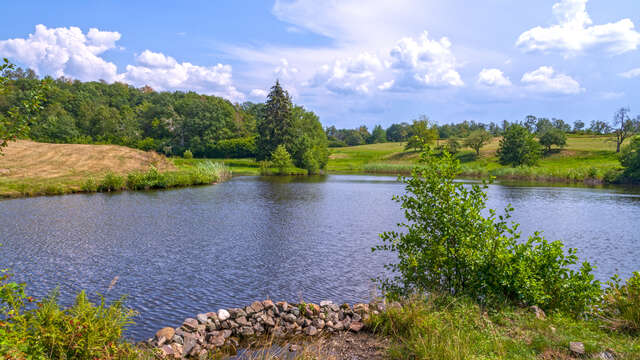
[250, 301, 264, 313]
[262, 299, 275, 309]
[197, 349, 208, 360]
[209, 334, 225, 347]
[217, 309, 230, 321]
[160, 345, 174, 357]
[596, 349, 617, 360]
[183, 333, 198, 356]
[291, 307, 300, 317]
[303, 318, 312, 327]
[329, 304, 340, 312]
[304, 325, 318, 336]
[313, 318, 325, 329]
[320, 300, 333, 307]
[236, 316, 250, 326]
[182, 318, 198, 332]
[196, 313, 208, 324]
[331, 321, 344, 331]
[289, 344, 299, 352]
[353, 303, 369, 314]
[205, 312, 218, 321]
[262, 314, 275, 327]
[172, 334, 183, 345]
[171, 343, 183, 358]
[352, 313, 362, 322]
[245, 305, 256, 315]
[328, 312, 339, 323]
[283, 313, 297, 323]
[157, 336, 167, 347]
[221, 329, 232, 339]
[276, 301, 289, 312]
[529, 305, 546, 320]
[156, 327, 176, 341]
[240, 326, 255, 337]
[273, 326, 287, 338]
[228, 308, 246, 319]
[569, 342, 585, 355]
[338, 310, 345, 321]
[253, 322, 265, 333]
[349, 321, 364, 332]
[227, 319, 239, 329]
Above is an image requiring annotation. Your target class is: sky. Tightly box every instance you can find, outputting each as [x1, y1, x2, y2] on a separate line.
[1, 0, 639, 128]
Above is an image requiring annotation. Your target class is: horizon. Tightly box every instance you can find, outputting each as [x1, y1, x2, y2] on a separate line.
[1, 0, 639, 128]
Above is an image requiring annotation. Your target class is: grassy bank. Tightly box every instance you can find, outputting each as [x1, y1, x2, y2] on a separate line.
[0, 141, 230, 198]
[330, 135, 626, 184]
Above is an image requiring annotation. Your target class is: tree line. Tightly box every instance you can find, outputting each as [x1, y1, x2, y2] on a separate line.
[0, 61, 328, 174]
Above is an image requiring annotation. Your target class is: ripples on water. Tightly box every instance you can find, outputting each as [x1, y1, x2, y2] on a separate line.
[0, 175, 638, 340]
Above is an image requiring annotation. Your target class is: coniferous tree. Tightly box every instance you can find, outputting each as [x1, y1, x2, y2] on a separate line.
[256, 80, 294, 160]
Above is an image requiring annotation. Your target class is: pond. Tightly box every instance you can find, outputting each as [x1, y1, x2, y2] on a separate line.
[1, 175, 639, 340]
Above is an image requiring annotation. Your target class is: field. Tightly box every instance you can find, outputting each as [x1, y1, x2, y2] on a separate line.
[328, 136, 625, 183]
[0, 141, 231, 198]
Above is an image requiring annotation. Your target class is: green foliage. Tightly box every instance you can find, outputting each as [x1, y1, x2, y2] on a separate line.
[405, 117, 439, 151]
[386, 122, 410, 142]
[97, 172, 125, 192]
[373, 148, 600, 313]
[256, 81, 294, 160]
[271, 144, 293, 175]
[497, 124, 542, 166]
[369, 125, 387, 144]
[446, 138, 460, 154]
[183, 149, 193, 159]
[0, 58, 48, 153]
[619, 136, 640, 181]
[463, 129, 493, 155]
[81, 177, 98, 192]
[598, 272, 640, 333]
[0, 270, 140, 359]
[206, 136, 256, 158]
[538, 128, 567, 152]
[288, 106, 328, 174]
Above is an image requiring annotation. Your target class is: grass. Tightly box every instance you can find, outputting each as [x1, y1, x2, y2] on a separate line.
[0, 140, 230, 198]
[367, 296, 640, 360]
[333, 136, 628, 184]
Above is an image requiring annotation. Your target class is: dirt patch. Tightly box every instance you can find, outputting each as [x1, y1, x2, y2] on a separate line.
[290, 332, 389, 360]
[0, 140, 175, 180]
[328, 153, 349, 160]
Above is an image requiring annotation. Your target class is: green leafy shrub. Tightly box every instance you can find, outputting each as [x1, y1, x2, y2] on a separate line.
[126, 166, 168, 190]
[373, 148, 600, 314]
[497, 124, 541, 166]
[598, 272, 640, 333]
[97, 172, 125, 192]
[81, 177, 98, 192]
[206, 136, 256, 158]
[183, 149, 194, 159]
[271, 144, 293, 175]
[0, 270, 140, 359]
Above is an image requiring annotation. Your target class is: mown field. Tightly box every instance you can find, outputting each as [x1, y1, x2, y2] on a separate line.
[328, 136, 625, 183]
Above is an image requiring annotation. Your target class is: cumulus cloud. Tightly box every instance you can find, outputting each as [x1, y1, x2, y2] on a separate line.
[521, 66, 583, 94]
[309, 53, 384, 94]
[517, 0, 640, 56]
[122, 50, 244, 101]
[0, 24, 120, 81]
[388, 31, 463, 89]
[249, 89, 268, 98]
[477, 68, 512, 87]
[619, 68, 640, 79]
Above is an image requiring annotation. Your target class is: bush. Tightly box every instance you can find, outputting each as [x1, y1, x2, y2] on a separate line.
[135, 137, 157, 151]
[373, 148, 600, 314]
[81, 177, 98, 192]
[206, 137, 256, 158]
[497, 124, 541, 166]
[619, 136, 640, 182]
[271, 145, 293, 175]
[0, 270, 140, 359]
[97, 172, 125, 192]
[126, 166, 168, 190]
[598, 272, 640, 333]
[539, 128, 567, 152]
[183, 149, 194, 159]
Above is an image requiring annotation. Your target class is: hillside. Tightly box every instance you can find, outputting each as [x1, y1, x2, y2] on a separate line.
[0, 140, 176, 197]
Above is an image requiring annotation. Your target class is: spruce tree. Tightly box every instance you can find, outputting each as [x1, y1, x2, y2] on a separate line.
[256, 80, 294, 160]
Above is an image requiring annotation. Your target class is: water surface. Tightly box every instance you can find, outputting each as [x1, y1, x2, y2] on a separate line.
[0, 175, 638, 340]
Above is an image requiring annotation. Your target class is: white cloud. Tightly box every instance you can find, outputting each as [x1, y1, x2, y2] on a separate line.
[274, 58, 299, 80]
[521, 66, 583, 94]
[309, 53, 383, 94]
[0, 24, 120, 81]
[249, 89, 268, 98]
[619, 68, 640, 79]
[122, 50, 244, 101]
[388, 31, 463, 89]
[517, 0, 640, 56]
[477, 68, 512, 87]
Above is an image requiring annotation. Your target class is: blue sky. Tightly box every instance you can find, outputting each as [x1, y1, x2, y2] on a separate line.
[1, 0, 639, 128]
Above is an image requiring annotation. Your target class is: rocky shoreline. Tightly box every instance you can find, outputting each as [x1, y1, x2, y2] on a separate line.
[146, 299, 386, 359]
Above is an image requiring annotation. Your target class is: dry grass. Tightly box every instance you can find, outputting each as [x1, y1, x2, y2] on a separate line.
[0, 140, 176, 197]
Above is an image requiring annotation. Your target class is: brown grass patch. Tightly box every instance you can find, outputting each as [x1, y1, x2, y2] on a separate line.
[0, 140, 175, 181]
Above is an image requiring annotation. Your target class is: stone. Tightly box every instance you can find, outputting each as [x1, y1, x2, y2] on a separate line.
[217, 309, 230, 321]
[156, 327, 176, 341]
[276, 301, 289, 312]
[569, 342, 585, 355]
[349, 321, 364, 332]
[171, 343, 183, 358]
[221, 329, 232, 339]
[236, 316, 250, 326]
[245, 305, 256, 315]
[296, 317, 305, 326]
[262, 314, 275, 327]
[304, 325, 318, 336]
[320, 300, 333, 307]
[289, 344, 299, 352]
[157, 336, 167, 347]
[197, 349, 208, 360]
[338, 310, 345, 321]
[197, 313, 208, 324]
[273, 326, 287, 338]
[329, 304, 340, 312]
[352, 313, 362, 322]
[283, 313, 297, 323]
[209, 335, 225, 347]
[172, 334, 183, 345]
[228, 307, 246, 319]
[182, 318, 198, 331]
[328, 312, 339, 323]
[240, 326, 255, 337]
[250, 301, 265, 313]
[262, 299, 275, 309]
[183, 333, 198, 356]
[254, 322, 266, 333]
[227, 320, 239, 329]
[291, 307, 300, 317]
[160, 345, 174, 357]
[332, 321, 344, 331]
[205, 312, 218, 321]
[353, 303, 369, 314]
[313, 318, 325, 329]
[529, 305, 546, 320]
[596, 349, 617, 360]
[303, 318, 312, 327]
[197, 324, 206, 333]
